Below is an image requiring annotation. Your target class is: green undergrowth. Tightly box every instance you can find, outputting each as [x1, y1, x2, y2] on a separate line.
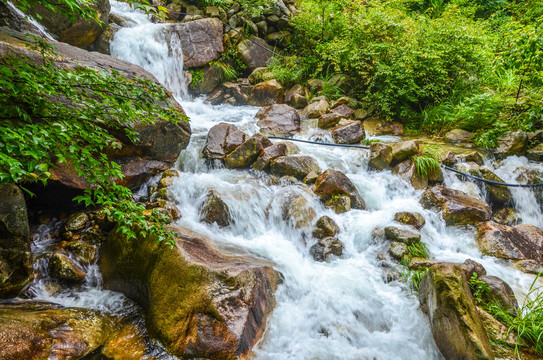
[0, 36, 187, 246]
[412, 145, 443, 178]
[400, 242, 430, 291]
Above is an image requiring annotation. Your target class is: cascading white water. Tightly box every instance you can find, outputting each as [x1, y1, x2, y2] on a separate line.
[58, 1, 543, 358]
[7, 1, 56, 40]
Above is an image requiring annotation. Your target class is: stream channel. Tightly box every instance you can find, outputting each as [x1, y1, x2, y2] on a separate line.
[27, 2, 543, 359]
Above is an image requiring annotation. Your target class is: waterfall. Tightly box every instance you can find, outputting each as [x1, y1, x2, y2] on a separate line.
[7, 1, 56, 40]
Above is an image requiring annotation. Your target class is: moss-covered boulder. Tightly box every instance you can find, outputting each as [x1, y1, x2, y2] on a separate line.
[100, 225, 280, 359]
[48, 253, 86, 283]
[421, 186, 491, 226]
[224, 133, 272, 169]
[394, 211, 426, 229]
[0, 183, 32, 298]
[419, 263, 494, 360]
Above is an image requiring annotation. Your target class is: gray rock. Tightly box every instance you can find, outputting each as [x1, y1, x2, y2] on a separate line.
[389, 241, 408, 260]
[393, 212, 426, 229]
[310, 237, 344, 262]
[256, 104, 300, 137]
[281, 193, 316, 229]
[253, 143, 288, 171]
[200, 190, 231, 228]
[237, 37, 273, 71]
[270, 156, 321, 180]
[202, 123, 247, 160]
[369, 142, 392, 170]
[384, 226, 421, 244]
[494, 130, 528, 158]
[332, 121, 364, 144]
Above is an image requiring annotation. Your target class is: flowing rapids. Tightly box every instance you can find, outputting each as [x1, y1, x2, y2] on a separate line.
[27, 2, 543, 359]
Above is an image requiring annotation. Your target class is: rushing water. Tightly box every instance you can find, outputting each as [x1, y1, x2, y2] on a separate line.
[26, 2, 543, 359]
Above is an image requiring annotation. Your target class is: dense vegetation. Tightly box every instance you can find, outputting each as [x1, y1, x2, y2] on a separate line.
[272, 0, 543, 147]
[0, 3, 187, 245]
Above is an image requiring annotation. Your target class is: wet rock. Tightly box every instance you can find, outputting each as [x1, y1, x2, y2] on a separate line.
[363, 117, 404, 136]
[444, 129, 473, 143]
[281, 193, 317, 229]
[237, 37, 273, 71]
[101, 323, 149, 359]
[476, 221, 543, 263]
[48, 253, 86, 282]
[249, 79, 284, 107]
[0, 302, 126, 359]
[393, 211, 426, 230]
[461, 259, 487, 279]
[224, 133, 272, 169]
[303, 171, 319, 184]
[95, 23, 121, 55]
[284, 84, 309, 109]
[318, 112, 342, 129]
[421, 186, 491, 226]
[301, 99, 330, 119]
[409, 258, 441, 270]
[324, 195, 351, 214]
[419, 263, 494, 360]
[494, 130, 528, 158]
[189, 64, 224, 95]
[393, 160, 428, 190]
[492, 207, 519, 226]
[169, 18, 224, 68]
[29, 0, 109, 48]
[391, 140, 419, 164]
[479, 275, 518, 317]
[331, 120, 364, 144]
[314, 169, 366, 210]
[146, 199, 181, 221]
[0, 184, 32, 298]
[512, 260, 543, 275]
[203, 122, 248, 160]
[458, 151, 485, 166]
[280, 141, 301, 155]
[64, 212, 89, 232]
[253, 143, 288, 171]
[442, 151, 457, 166]
[255, 104, 300, 137]
[200, 190, 231, 228]
[476, 308, 525, 360]
[479, 168, 512, 209]
[526, 142, 543, 161]
[312, 216, 340, 240]
[389, 241, 408, 260]
[101, 226, 280, 359]
[368, 142, 393, 171]
[384, 226, 421, 244]
[310, 237, 344, 262]
[58, 241, 98, 265]
[270, 155, 321, 180]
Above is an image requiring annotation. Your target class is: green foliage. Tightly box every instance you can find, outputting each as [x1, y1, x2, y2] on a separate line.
[210, 61, 238, 81]
[268, 56, 304, 88]
[400, 241, 430, 291]
[412, 145, 443, 178]
[486, 272, 543, 356]
[189, 68, 205, 90]
[409, 267, 429, 291]
[468, 272, 491, 304]
[0, 38, 187, 246]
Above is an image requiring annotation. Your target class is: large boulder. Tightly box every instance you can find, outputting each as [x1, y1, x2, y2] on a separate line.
[224, 133, 272, 169]
[100, 225, 280, 359]
[421, 186, 491, 226]
[478, 168, 512, 209]
[0, 184, 32, 298]
[29, 0, 110, 48]
[0, 301, 149, 359]
[419, 263, 494, 360]
[255, 104, 300, 137]
[169, 18, 224, 68]
[476, 222, 543, 263]
[0, 29, 191, 192]
[237, 37, 273, 72]
[202, 123, 247, 160]
[392, 160, 428, 190]
[270, 156, 321, 180]
[331, 120, 364, 144]
[494, 131, 528, 158]
[253, 143, 288, 171]
[281, 193, 317, 229]
[391, 140, 419, 164]
[363, 117, 403, 136]
[313, 169, 366, 210]
[368, 142, 392, 171]
[249, 79, 285, 106]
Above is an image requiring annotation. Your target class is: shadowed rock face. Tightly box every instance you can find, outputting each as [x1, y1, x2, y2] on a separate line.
[100, 225, 280, 359]
[0, 28, 191, 192]
[476, 221, 543, 263]
[419, 263, 494, 360]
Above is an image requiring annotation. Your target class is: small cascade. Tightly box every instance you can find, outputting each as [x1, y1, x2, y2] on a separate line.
[6, 1, 56, 40]
[110, 0, 188, 100]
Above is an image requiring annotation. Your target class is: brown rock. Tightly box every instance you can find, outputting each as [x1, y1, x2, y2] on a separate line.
[224, 133, 272, 169]
[312, 216, 340, 240]
[494, 131, 528, 158]
[270, 155, 321, 180]
[394, 211, 426, 229]
[237, 37, 273, 71]
[314, 169, 365, 209]
[318, 112, 342, 129]
[421, 186, 491, 226]
[384, 226, 421, 244]
[332, 104, 355, 119]
[253, 143, 288, 171]
[284, 84, 309, 109]
[249, 79, 284, 106]
[48, 253, 86, 282]
[369, 142, 393, 171]
[363, 117, 404, 136]
[170, 18, 224, 68]
[310, 237, 344, 262]
[203, 122, 247, 160]
[461, 259, 487, 279]
[256, 104, 300, 137]
[281, 193, 317, 229]
[444, 129, 473, 143]
[392, 160, 428, 190]
[331, 120, 364, 144]
[476, 222, 543, 263]
[479, 275, 518, 317]
[200, 190, 231, 228]
[391, 140, 419, 164]
[419, 263, 494, 360]
[301, 99, 329, 118]
[324, 195, 351, 214]
[100, 226, 279, 359]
